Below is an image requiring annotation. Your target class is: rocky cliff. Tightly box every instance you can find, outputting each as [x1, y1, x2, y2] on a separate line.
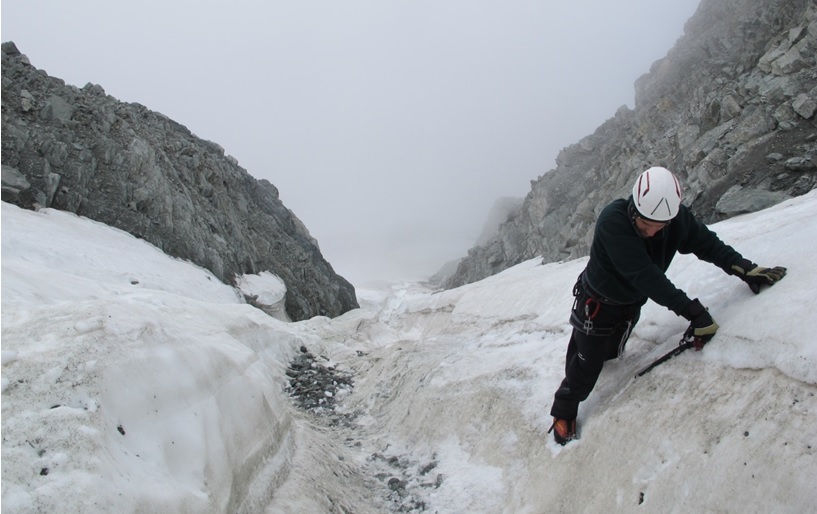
[445, 0, 817, 289]
[1, 42, 359, 320]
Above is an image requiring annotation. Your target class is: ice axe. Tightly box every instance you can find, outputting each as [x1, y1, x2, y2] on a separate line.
[634, 327, 704, 378]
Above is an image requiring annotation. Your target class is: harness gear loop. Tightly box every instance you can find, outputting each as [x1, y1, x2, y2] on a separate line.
[582, 297, 601, 333]
[585, 298, 601, 320]
[570, 271, 639, 338]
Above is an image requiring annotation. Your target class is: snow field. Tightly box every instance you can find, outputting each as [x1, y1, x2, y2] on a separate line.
[3, 190, 817, 513]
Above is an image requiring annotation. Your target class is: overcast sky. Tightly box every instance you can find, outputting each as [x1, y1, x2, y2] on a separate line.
[1, 0, 700, 285]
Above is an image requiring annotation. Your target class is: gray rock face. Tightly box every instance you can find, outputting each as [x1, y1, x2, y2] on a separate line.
[1, 42, 358, 320]
[445, 0, 817, 289]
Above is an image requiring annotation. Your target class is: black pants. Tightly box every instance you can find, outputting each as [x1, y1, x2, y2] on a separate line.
[550, 276, 641, 420]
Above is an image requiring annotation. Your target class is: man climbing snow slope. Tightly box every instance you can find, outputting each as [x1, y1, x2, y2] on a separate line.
[548, 166, 787, 445]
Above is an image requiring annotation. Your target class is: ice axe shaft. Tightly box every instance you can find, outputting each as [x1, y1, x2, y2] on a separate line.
[635, 329, 703, 377]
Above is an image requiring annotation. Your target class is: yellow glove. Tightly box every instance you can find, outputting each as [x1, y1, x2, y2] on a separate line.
[682, 298, 719, 348]
[731, 259, 787, 294]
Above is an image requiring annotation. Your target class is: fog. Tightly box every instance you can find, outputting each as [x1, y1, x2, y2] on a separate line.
[1, 0, 700, 285]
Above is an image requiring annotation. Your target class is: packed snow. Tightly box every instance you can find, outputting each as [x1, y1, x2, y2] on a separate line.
[2, 191, 816, 513]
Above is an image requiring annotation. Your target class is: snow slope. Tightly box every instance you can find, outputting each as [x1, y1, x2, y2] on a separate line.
[2, 191, 816, 513]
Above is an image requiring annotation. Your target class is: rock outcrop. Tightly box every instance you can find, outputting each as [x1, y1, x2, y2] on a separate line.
[445, 0, 817, 289]
[1, 42, 358, 320]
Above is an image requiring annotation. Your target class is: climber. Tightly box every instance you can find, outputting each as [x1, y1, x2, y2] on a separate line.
[548, 166, 787, 445]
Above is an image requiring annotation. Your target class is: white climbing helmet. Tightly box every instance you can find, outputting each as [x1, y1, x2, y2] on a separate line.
[631, 167, 683, 221]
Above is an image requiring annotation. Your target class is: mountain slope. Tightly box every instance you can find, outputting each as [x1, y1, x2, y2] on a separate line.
[1, 42, 358, 320]
[446, 0, 817, 288]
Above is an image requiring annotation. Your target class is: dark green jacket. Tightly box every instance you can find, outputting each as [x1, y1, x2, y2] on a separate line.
[584, 197, 743, 315]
